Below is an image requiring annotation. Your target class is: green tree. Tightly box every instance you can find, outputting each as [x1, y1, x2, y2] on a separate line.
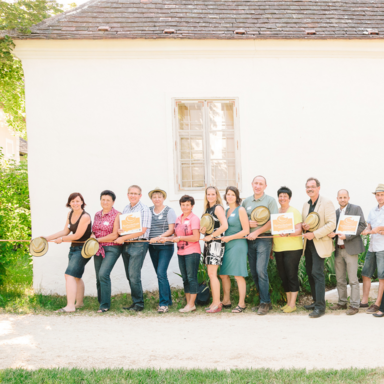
[0, 0, 63, 137]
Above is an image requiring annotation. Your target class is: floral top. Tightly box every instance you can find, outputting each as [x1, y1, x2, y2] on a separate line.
[92, 207, 120, 257]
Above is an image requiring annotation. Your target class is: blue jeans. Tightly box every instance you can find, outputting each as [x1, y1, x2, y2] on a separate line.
[94, 246, 122, 310]
[122, 242, 149, 309]
[362, 250, 384, 279]
[149, 244, 174, 306]
[305, 240, 325, 312]
[178, 253, 200, 294]
[247, 238, 273, 304]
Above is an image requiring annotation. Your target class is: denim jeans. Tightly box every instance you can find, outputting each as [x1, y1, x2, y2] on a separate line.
[178, 253, 200, 294]
[94, 245, 122, 310]
[305, 240, 326, 312]
[362, 250, 384, 279]
[122, 242, 149, 309]
[149, 244, 174, 306]
[247, 238, 273, 304]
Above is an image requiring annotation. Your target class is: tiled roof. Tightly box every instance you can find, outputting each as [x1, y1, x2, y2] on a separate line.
[4, 0, 384, 40]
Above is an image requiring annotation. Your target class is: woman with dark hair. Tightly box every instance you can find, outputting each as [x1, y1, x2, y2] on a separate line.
[42, 192, 92, 313]
[201, 186, 228, 313]
[91, 190, 121, 313]
[273, 186, 303, 313]
[148, 188, 176, 314]
[219, 186, 250, 313]
[162, 195, 200, 313]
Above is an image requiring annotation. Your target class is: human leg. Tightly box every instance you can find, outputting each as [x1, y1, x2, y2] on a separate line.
[220, 275, 231, 305]
[361, 251, 377, 304]
[284, 250, 302, 308]
[305, 242, 316, 303]
[126, 243, 149, 309]
[374, 251, 384, 307]
[94, 254, 103, 305]
[63, 274, 77, 312]
[207, 265, 221, 307]
[156, 245, 174, 307]
[334, 248, 348, 307]
[275, 251, 290, 307]
[255, 238, 272, 304]
[97, 246, 121, 310]
[184, 253, 200, 308]
[235, 276, 246, 308]
[75, 278, 85, 307]
[344, 252, 360, 309]
[310, 244, 326, 313]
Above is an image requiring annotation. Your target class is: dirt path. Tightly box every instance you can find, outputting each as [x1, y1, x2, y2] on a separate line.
[1, 312, 384, 370]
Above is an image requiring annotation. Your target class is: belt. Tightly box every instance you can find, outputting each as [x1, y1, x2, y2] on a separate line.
[337, 244, 346, 249]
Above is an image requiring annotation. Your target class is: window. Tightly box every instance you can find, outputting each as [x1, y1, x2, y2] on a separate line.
[174, 99, 241, 191]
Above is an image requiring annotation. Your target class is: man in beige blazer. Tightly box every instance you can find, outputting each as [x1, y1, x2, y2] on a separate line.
[302, 177, 336, 318]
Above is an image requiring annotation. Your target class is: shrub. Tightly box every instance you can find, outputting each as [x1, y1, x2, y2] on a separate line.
[0, 149, 31, 288]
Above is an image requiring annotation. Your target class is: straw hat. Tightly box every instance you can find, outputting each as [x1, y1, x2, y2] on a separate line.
[200, 214, 215, 235]
[148, 188, 167, 199]
[372, 184, 384, 194]
[81, 238, 99, 259]
[304, 212, 320, 232]
[250, 206, 270, 226]
[29, 237, 49, 257]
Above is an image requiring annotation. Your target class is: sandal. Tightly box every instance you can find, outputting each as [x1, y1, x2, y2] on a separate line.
[206, 305, 222, 313]
[97, 308, 109, 313]
[222, 303, 232, 309]
[232, 305, 246, 313]
[55, 308, 75, 313]
[157, 306, 169, 313]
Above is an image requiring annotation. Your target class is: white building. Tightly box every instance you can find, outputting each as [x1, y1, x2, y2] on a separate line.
[5, 0, 384, 295]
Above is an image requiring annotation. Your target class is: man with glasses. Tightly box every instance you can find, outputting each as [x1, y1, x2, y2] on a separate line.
[302, 177, 336, 318]
[116, 185, 151, 311]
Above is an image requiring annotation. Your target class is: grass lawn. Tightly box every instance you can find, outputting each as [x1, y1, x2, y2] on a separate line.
[1, 368, 383, 384]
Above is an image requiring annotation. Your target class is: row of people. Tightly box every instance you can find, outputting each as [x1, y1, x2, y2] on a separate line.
[40, 178, 384, 318]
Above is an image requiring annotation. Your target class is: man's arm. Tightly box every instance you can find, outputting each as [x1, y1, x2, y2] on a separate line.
[313, 199, 336, 240]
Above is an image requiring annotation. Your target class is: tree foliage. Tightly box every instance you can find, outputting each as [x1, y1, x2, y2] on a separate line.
[0, 0, 63, 137]
[0, 149, 31, 287]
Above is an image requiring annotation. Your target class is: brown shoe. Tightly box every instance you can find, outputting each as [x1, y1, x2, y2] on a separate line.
[346, 307, 359, 316]
[329, 304, 348, 310]
[257, 303, 271, 316]
[366, 304, 380, 314]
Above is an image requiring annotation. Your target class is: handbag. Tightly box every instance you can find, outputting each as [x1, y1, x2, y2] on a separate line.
[196, 281, 211, 306]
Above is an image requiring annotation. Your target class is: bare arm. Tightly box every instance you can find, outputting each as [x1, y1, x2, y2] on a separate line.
[172, 229, 200, 243]
[94, 214, 120, 243]
[222, 207, 250, 243]
[279, 222, 302, 238]
[203, 206, 228, 242]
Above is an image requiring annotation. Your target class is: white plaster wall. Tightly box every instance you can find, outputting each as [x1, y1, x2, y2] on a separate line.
[14, 39, 384, 295]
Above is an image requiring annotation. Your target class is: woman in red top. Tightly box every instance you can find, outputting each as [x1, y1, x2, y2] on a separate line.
[91, 190, 121, 313]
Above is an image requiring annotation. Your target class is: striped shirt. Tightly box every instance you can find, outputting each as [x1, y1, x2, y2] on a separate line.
[149, 206, 177, 243]
[122, 200, 151, 240]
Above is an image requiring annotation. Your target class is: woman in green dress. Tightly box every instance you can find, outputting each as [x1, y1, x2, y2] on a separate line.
[220, 186, 250, 313]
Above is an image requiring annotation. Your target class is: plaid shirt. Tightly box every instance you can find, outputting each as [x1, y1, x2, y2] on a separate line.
[122, 200, 151, 240]
[92, 207, 120, 258]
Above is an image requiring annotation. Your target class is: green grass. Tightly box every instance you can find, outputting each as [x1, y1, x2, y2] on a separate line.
[0, 368, 383, 384]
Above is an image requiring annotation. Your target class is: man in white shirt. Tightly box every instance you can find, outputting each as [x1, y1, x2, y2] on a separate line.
[361, 184, 384, 314]
[328, 190, 365, 315]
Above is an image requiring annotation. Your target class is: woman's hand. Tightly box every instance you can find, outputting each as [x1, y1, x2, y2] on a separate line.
[221, 236, 231, 243]
[172, 237, 180, 243]
[200, 227, 206, 234]
[114, 237, 125, 245]
[204, 235, 213, 242]
[361, 229, 371, 236]
[249, 220, 258, 228]
[279, 233, 289, 237]
[158, 237, 167, 243]
[91, 234, 96, 239]
[149, 237, 160, 244]
[54, 237, 63, 244]
[117, 229, 124, 235]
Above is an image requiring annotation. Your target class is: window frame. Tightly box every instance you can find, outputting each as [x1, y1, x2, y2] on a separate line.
[173, 98, 242, 193]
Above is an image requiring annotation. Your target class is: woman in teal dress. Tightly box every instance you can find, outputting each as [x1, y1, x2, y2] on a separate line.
[220, 186, 250, 313]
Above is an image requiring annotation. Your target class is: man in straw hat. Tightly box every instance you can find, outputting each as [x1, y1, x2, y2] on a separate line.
[302, 177, 336, 318]
[242, 175, 278, 315]
[360, 183, 384, 314]
[327, 190, 366, 315]
[115, 185, 152, 312]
